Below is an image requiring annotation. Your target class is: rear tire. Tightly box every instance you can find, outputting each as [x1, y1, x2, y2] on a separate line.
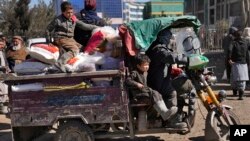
[54, 121, 94, 141]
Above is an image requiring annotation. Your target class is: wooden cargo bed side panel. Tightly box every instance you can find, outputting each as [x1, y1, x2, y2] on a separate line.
[3, 70, 121, 82]
[10, 87, 129, 127]
[4, 70, 122, 87]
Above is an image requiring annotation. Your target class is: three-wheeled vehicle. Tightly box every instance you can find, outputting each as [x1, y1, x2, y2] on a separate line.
[1, 15, 240, 141]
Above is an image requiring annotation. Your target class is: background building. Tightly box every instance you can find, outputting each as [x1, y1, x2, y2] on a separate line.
[95, 0, 123, 27]
[143, 0, 184, 19]
[70, 0, 84, 12]
[184, 0, 242, 51]
[123, 1, 145, 23]
[185, 0, 241, 28]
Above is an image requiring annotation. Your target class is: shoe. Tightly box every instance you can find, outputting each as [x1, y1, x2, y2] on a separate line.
[238, 97, 243, 100]
[153, 100, 178, 121]
[166, 113, 187, 129]
[47, 66, 60, 74]
[163, 107, 178, 121]
[238, 90, 244, 100]
[167, 121, 187, 129]
[233, 89, 237, 96]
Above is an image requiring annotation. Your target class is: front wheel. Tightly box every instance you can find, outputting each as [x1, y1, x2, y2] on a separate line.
[205, 108, 240, 141]
[54, 121, 94, 141]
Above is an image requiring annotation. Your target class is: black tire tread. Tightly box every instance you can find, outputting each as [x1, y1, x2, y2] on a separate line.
[54, 120, 94, 141]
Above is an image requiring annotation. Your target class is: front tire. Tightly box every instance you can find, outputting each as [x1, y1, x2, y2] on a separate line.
[54, 121, 94, 141]
[205, 108, 240, 141]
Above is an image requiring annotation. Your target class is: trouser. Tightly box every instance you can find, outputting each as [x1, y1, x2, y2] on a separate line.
[158, 81, 177, 108]
[225, 58, 231, 81]
[163, 90, 177, 109]
[54, 37, 82, 56]
[150, 89, 164, 103]
[0, 82, 8, 103]
[53, 38, 82, 72]
[134, 87, 163, 104]
[172, 76, 195, 111]
[231, 81, 246, 91]
[7, 59, 23, 72]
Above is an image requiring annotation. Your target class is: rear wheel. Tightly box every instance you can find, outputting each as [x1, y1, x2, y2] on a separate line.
[54, 121, 94, 141]
[205, 108, 240, 141]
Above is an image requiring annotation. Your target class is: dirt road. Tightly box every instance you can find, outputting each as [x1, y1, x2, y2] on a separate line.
[1, 52, 250, 141]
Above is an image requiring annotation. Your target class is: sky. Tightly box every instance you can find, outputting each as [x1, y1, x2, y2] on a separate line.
[30, 0, 51, 7]
[29, 0, 150, 7]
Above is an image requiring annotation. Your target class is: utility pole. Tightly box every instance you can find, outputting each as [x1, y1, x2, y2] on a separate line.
[240, 0, 249, 27]
[244, 0, 250, 27]
[204, 0, 209, 49]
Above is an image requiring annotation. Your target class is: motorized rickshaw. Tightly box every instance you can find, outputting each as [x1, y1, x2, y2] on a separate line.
[1, 15, 240, 141]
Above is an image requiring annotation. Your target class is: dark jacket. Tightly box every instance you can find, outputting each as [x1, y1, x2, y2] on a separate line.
[228, 38, 249, 64]
[146, 44, 176, 94]
[222, 34, 233, 57]
[146, 29, 177, 95]
[74, 9, 106, 46]
[126, 69, 151, 99]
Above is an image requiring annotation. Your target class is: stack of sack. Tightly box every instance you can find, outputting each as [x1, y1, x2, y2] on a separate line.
[14, 26, 122, 75]
[66, 26, 122, 72]
[82, 26, 123, 71]
[14, 42, 60, 75]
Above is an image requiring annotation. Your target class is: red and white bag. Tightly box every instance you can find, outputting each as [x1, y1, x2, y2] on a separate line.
[28, 44, 60, 64]
[65, 54, 96, 72]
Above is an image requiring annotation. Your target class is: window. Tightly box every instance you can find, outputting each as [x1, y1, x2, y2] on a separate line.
[210, 9, 215, 24]
[210, 0, 215, 6]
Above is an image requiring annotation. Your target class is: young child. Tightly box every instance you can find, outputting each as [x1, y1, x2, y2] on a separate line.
[46, 1, 99, 72]
[126, 53, 178, 121]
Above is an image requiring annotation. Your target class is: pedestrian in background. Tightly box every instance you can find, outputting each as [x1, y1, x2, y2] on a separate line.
[0, 39, 9, 114]
[228, 27, 249, 100]
[222, 27, 235, 81]
[243, 27, 250, 87]
[5, 36, 28, 72]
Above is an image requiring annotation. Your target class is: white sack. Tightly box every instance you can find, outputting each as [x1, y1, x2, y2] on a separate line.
[92, 26, 119, 43]
[65, 54, 96, 72]
[28, 44, 59, 64]
[11, 83, 44, 92]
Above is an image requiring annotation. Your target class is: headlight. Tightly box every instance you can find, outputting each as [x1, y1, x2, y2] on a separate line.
[217, 90, 227, 102]
[207, 75, 217, 84]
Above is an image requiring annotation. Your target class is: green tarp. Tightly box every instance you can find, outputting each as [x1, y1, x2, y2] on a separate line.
[125, 15, 201, 51]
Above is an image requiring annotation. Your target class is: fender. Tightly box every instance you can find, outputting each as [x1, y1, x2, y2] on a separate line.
[222, 104, 233, 110]
[55, 115, 89, 125]
[204, 105, 233, 141]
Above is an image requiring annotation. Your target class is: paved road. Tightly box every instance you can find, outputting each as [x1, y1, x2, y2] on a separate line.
[1, 52, 250, 141]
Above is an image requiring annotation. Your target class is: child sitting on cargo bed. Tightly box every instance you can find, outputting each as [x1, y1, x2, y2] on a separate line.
[126, 53, 178, 121]
[46, 1, 99, 73]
